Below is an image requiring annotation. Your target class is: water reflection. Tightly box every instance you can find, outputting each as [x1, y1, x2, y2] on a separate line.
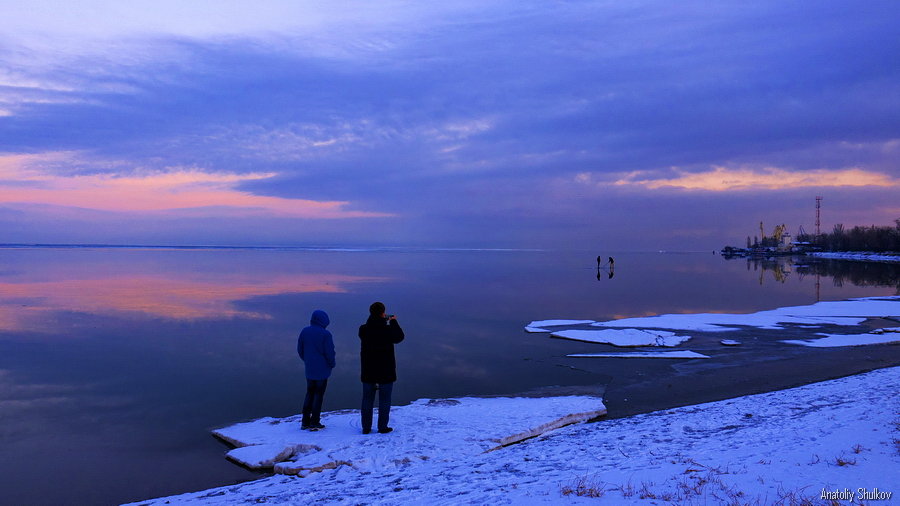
[726, 255, 900, 295]
[1, 248, 897, 506]
[0, 273, 382, 332]
[596, 256, 615, 280]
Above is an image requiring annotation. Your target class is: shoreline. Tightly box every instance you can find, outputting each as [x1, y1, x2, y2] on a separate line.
[480, 343, 900, 422]
[131, 363, 900, 505]
[130, 297, 900, 504]
[809, 251, 900, 263]
[600, 341, 900, 420]
[523, 296, 900, 420]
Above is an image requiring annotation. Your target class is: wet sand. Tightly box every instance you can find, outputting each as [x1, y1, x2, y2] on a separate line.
[507, 321, 900, 420]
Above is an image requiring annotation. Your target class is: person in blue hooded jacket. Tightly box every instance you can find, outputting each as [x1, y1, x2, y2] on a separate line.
[297, 310, 336, 431]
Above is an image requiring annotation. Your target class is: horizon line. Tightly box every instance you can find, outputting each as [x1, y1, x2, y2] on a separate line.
[0, 242, 709, 254]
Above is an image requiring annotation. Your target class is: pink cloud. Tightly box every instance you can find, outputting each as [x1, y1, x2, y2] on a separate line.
[0, 152, 390, 218]
[610, 166, 900, 191]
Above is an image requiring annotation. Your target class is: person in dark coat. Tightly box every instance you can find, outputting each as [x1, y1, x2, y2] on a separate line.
[297, 309, 336, 431]
[359, 301, 404, 434]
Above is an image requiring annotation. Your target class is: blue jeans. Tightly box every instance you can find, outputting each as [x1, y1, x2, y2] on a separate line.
[302, 379, 328, 426]
[361, 382, 393, 431]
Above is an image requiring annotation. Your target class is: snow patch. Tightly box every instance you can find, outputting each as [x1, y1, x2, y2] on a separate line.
[226, 443, 317, 469]
[211, 396, 605, 475]
[552, 328, 691, 347]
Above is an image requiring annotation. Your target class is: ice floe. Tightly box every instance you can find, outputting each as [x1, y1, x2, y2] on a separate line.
[719, 339, 741, 346]
[132, 366, 900, 505]
[781, 329, 900, 348]
[211, 396, 605, 475]
[587, 296, 900, 332]
[551, 328, 691, 347]
[567, 351, 709, 359]
[524, 319, 595, 333]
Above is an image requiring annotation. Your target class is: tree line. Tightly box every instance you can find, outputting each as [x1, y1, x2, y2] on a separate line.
[797, 219, 900, 253]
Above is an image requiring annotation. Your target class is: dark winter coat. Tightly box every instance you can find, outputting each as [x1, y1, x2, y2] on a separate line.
[359, 315, 405, 383]
[297, 310, 336, 380]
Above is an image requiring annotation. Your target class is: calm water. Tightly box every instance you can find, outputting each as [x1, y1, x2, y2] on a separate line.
[0, 247, 896, 505]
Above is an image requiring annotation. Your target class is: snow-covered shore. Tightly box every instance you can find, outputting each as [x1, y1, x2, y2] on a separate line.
[130, 366, 899, 505]
[809, 251, 900, 263]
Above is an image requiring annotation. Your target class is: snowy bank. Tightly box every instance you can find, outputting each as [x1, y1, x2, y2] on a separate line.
[810, 251, 900, 263]
[130, 367, 899, 505]
[213, 396, 605, 474]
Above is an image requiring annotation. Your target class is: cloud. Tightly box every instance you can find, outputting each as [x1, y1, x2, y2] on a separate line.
[1, 2, 899, 248]
[610, 166, 900, 191]
[0, 152, 390, 218]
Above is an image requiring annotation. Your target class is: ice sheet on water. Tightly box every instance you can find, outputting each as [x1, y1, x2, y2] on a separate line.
[551, 328, 691, 347]
[587, 296, 900, 332]
[524, 319, 595, 333]
[781, 329, 900, 348]
[568, 350, 709, 359]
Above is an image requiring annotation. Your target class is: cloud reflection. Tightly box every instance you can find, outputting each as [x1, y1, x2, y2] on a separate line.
[0, 272, 382, 331]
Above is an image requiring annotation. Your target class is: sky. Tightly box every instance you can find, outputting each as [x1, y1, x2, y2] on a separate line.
[1, 1, 898, 250]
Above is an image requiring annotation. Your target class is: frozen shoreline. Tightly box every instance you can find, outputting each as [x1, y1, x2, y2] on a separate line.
[809, 251, 900, 263]
[130, 366, 899, 505]
[130, 297, 900, 505]
[526, 295, 900, 349]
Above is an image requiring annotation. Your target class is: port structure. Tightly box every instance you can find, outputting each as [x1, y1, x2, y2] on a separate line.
[815, 196, 822, 237]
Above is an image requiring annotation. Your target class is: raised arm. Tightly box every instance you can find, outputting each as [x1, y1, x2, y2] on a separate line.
[388, 319, 405, 344]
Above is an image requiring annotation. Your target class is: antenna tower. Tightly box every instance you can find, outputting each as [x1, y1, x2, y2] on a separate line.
[815, 196, 822, 236]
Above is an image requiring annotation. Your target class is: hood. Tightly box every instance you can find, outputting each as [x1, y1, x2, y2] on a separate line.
[310, 309, 330, 328]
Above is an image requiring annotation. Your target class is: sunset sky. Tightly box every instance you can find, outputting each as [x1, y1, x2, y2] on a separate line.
[1, 1, 898, 250]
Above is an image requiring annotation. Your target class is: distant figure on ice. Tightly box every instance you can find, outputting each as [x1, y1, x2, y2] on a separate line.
[359, 301, 405, 434]
[297, 310, 336, 431]
[597, 255, 615, 280]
